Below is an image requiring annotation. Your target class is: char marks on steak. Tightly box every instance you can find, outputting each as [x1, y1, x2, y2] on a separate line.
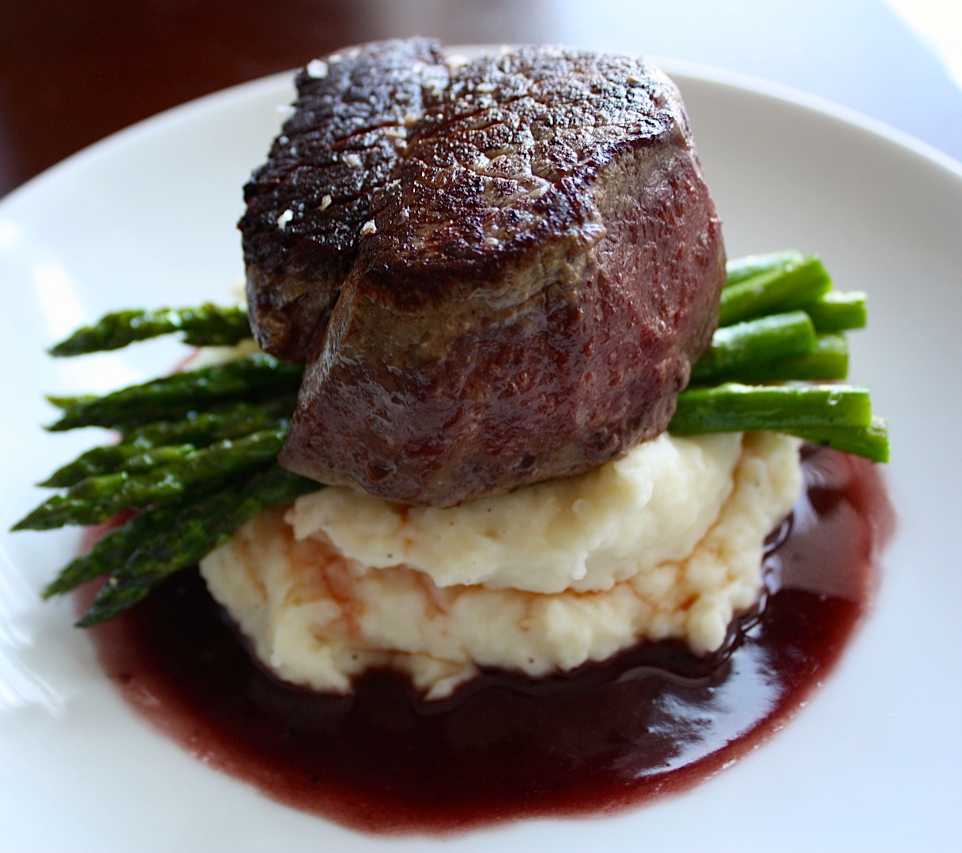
[241, 40, 726, 506]
[241, 39, 449, 361]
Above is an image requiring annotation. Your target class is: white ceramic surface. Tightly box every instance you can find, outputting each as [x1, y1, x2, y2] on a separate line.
[1, 62, 961, 852]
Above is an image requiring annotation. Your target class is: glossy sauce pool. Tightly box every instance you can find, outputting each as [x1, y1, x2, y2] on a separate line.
[80, 445, 892, 835]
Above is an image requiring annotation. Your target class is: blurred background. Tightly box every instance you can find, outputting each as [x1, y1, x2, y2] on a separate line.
[1, 0, 961, 198]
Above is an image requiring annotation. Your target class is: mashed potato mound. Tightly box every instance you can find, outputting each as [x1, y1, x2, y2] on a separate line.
[200, 432, 801, 700]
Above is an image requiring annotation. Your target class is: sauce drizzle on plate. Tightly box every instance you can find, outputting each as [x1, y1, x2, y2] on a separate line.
[81, 445, 892, 835]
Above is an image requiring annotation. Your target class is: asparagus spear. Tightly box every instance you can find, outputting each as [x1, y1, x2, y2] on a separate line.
[670, 384, 887, 469]
[792, 416, 889, 464]
[41, 439, 161, 489]
[49, 304, 252, 356]
[47, 353, 303, 430]
[669, 383, 873, 435]
[41, 397, 296, 487]
[690, 310, 817, 385]
[43, 506, 182, 598]
[724, 250, 804, 286]
[14, 428, 287, 530]
[44, 466, 318, 623]
[734, 334, 849, 384]
[804, 291, 867, 332]
[77, 465, 317, 626]
[718, 255, 832, 326]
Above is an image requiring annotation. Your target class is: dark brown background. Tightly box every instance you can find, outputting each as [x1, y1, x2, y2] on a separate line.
[2, 0, 961, 200]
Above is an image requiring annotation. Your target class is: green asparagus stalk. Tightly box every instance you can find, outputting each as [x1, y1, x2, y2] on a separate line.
[41, 397, 296, 487]
[49, 304, 252, 356]
[40, 440, 160, 489]
[14, 428, 287, 530]
[690, 310, 817, 385]
[47, 353, 302, 431]
[44, 466, 317, 623]
[122, 395, 296, 444]
[718, 255, 832, 326]
[804, 291, 867, 332]
[791, 417, 890, 464]
[43, 506, 183, 598]
[669, 383, 873, 435]
[725, 250, 805, 286]
[725, 333, 849, 385]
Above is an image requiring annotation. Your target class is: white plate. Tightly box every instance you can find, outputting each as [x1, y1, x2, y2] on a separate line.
[2, 59, 961, 852]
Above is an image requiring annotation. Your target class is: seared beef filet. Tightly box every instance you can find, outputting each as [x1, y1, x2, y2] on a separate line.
[241, 40, 725, 506]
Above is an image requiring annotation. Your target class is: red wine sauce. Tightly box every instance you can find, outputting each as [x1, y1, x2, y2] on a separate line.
[80, 446, 892, 835]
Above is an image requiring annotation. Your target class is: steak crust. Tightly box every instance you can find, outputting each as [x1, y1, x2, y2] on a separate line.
[241, 38, 449, 361]
[241, 41, 726, 506]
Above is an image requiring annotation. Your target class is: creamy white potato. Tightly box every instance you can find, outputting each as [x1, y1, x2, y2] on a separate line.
[200, 431, 802, 700]
[291, 432, 743, 594]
